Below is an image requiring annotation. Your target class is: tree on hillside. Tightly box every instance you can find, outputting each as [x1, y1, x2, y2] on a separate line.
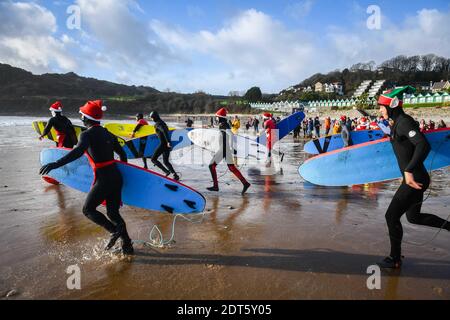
[244, 87, 262, 102]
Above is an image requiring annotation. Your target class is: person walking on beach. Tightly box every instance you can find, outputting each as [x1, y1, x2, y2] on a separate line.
[332, 119, 341, 135]
[185, 117, 194, 128]
[131, 113, 150, 169]
[253, 117, 260, 133]
[314, 116, 321, 138]
[207, 108, 251, 195]
[39, 101, 78, 148]
[307, 118, 314, 138]
[231, 115, 240, 134]
[340, 116, 351, 147]
[437, 120, 447, 128]
[377, 86, 450, 269]
[293, 122, 301, 139]
[324, 117, 331, 136]
[39, 100, 134, 255]
[149, 111, 180, 181]
[302, 119, 308, 137]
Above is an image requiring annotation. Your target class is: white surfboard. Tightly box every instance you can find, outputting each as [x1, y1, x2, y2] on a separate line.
[188, 129, 282, 175]
[188, 128, 270, 160]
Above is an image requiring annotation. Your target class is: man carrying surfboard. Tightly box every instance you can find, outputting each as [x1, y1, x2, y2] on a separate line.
[131, 113, 151, 169]
[207, 107, 251, 195]
[149, 111, 180, 181]
[39, 101, 78, 148]
[39, 100, 134, 255]
[377, 86, 450, 269]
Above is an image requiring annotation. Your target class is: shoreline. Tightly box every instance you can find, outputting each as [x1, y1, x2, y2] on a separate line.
[1, 106, 449, 120]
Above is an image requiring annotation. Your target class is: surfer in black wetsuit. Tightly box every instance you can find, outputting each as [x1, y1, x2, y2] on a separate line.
[39, 100, 134, 255]
[207, 107, 251, 195]
[377, 86, 450, 269]
[131, 113, 150, 169]
[149, 111, 180, 181]
[39, 101, 78, 148]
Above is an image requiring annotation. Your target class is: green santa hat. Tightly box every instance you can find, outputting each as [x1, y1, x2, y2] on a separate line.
[377, 85, 416, 108]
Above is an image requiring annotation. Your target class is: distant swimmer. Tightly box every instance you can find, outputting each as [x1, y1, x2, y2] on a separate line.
[149, 111, 180, 181]
[39, 101, 77, 148]
[377, 86, 450, 269]
[39, 100, 134, 255]
[131, 113, 150, 169]
[207, 107, 251, 195]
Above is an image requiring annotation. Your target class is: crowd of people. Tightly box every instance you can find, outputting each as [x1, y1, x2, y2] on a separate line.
[293, 115, 448, 140]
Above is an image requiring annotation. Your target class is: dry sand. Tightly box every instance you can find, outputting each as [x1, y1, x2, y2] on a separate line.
[0, 116, 449, 300]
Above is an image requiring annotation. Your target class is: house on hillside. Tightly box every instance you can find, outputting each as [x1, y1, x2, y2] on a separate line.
[314, 82, 324, 92]
[323, 82, 344, 95]
[432, 80, 450, 93]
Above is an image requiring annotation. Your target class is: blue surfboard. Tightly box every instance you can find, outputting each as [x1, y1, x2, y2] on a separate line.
[303, 130, 385, 154]
[119, 128, 193, 159]
[299, 128, 450, 186]
[40, 148, 206, 214]
[257, 111, 305, 146]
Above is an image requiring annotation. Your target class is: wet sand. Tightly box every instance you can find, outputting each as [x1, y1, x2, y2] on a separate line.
[0, 116, 450, 300]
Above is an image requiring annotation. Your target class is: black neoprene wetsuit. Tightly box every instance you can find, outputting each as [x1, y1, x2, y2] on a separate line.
[151, 119, 176, 175]
[386, 111, 450, 260]
[42, 114, 77, 148]
[53, 125, 130, 240]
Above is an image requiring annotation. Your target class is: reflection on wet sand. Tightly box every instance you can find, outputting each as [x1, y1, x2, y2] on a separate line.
[1, 120, 450, 299]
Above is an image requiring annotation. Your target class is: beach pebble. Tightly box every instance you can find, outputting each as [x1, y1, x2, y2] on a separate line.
[4, 185, 7, 188]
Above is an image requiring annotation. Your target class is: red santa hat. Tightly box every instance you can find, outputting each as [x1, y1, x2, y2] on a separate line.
[215, 107, 228, 118]
[49, 101, 63, 112]
[79, 100, 107, 121]
[263, 112, 272, 119]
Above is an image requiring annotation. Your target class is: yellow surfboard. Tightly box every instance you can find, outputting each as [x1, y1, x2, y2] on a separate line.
[32, 121, 85, 143]
[104, 123, 175, 139]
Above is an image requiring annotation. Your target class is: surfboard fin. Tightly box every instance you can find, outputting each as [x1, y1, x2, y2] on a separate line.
[164, 184, 179, 192]
[161, 204, 174, 213]
[184, 199, 196, 209]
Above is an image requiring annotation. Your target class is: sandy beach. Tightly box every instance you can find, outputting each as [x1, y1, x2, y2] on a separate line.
[0, 116, 449, 300]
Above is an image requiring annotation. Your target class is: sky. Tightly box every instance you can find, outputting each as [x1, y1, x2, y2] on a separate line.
[0, 0, 449, 95]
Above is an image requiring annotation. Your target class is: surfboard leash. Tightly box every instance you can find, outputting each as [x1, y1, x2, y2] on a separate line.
[133, 212, 207, 248]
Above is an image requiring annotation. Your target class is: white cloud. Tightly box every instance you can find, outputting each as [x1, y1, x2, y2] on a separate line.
[0, 1, 77, 73]
[75, 0, 177, 71]
[151, 9, 319, 93]
[327, 8, 450, 68]
[1, 1, 449, 94]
